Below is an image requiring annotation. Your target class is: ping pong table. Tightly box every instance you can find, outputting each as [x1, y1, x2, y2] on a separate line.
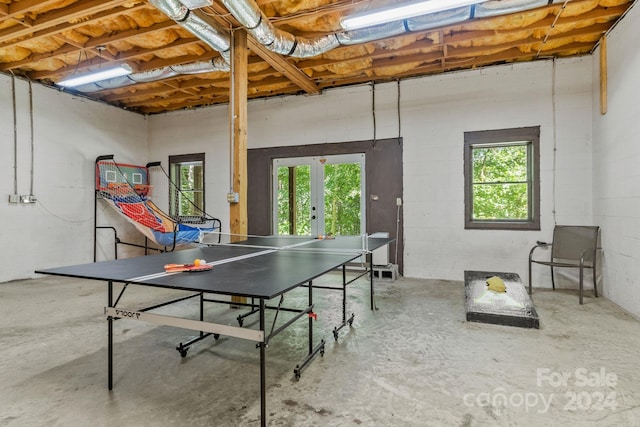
[35, 235, 393, 426]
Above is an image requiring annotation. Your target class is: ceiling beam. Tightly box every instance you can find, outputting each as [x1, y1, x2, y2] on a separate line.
[2, 0, 62, 18]
[0, 0, 146, 46]
[122, 75, 297, 107]
[247, 38, 319, 94]
[200, 2, 319, 94]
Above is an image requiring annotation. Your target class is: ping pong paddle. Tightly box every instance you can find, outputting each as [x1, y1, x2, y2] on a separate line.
[164, 263, 213, 273]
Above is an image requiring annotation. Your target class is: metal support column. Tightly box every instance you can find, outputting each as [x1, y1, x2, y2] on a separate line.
[259, 298, 266, 427]
[108, 280, 113, 390]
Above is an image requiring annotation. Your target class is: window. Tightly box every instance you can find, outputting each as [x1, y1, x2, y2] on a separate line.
[464, 126, 540, 230]
[169, 153, 205, 218]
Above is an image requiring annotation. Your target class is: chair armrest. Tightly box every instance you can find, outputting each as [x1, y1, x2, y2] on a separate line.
[529, 241, 551, 262]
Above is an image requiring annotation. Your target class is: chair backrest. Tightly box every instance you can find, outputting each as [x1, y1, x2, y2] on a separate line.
[551, 225, 599, 262]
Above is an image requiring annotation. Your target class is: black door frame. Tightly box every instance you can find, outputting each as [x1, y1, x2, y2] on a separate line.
[248, 138, 403, 273]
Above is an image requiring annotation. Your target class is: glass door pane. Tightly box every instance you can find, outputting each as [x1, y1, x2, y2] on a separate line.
[273, 154, 365, 237]
[322, 157, 363, 236]
[274, 160, 313, 235]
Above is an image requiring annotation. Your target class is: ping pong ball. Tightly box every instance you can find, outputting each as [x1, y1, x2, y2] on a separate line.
[199, 259, 206, 265]
[194, 259, 201, 266]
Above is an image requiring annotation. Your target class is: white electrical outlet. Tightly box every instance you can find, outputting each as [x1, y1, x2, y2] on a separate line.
[227, 192, 240, 203]
[21, 195, 37, 204]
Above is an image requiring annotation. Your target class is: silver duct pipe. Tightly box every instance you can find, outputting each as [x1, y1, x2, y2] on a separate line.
[336, 21, 406, 45]
[475, 0, 555, 18]
[220, 0, 341, 57]
[73, 57, 229, 92]
[406, 6, 473, 31]
[223, 0, 560, 54]
[173, 56, 230, 74]
[149, 0, 230, 53]
[70, 0, 560, 93]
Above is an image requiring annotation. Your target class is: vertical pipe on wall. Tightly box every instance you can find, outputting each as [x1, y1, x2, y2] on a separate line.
[11, 75, 18, 195]
[371, 81, 377, 147]
[397, 79, 401, 139]
[551, 58, 558, 225]
[229, 29, 236, 196]
[29, 79, 35, 196]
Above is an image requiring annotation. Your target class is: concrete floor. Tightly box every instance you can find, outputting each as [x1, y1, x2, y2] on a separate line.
[1, 273, 640, 427]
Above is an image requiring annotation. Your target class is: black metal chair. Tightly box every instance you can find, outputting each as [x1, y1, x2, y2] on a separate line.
[528, 225, 600, 304]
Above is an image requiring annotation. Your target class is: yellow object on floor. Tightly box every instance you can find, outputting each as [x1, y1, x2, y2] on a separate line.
[486, 276, 507, 293]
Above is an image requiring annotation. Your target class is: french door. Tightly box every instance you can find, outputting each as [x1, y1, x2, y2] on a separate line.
[272, 153, 365, 237]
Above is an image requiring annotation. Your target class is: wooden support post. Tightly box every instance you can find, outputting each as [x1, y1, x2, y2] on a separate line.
[600, 35, 607, 115]
[230, 29, 248, 305]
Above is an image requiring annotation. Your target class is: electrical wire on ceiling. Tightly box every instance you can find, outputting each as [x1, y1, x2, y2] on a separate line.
[536, 0, 569, 58]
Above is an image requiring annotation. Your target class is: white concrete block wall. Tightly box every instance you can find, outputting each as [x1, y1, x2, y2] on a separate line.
[148, 59, 594, 289]
[4, 29, 633, 318]
[592, 3, 640, 318]
[0, 77, 148, 282]
[147, 105, 231, 234]
[401, 59, 594, 284]
[248, 83, 399, 149]
[147, 82, 403, 237]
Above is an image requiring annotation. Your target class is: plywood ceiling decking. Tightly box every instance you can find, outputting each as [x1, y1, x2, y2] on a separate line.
[0, 0, 634, 114]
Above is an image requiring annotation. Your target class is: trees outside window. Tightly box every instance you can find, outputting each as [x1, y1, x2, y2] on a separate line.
[464, 127, 540, 230]
[169, 153, 205, 219]
[274, 154, 364, 236]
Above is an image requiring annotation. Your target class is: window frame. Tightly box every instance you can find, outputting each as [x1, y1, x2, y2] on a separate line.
[464, 126, 540, 231]
[168, 153, 206, 219]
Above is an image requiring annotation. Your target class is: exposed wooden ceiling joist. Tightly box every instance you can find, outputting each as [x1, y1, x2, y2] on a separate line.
[0, 0, 633, 114]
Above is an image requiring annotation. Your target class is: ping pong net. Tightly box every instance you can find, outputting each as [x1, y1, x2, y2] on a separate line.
[200, 233, 374, 260]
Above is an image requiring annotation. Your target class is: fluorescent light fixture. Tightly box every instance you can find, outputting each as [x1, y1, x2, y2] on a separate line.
[341, 0, 487, 30]
[57, 64, 133, 88]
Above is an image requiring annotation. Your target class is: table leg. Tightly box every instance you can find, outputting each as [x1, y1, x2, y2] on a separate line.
[295, 281, 325, 377]
[342, 266, 347, 324]
[308, 280, 313, 354]
[369, 252, 377, 310]
[332, 266, 354, 340]
[259, 298, 266, 427]
[108, 280, 113, 390]
[199, 292, 204, 337]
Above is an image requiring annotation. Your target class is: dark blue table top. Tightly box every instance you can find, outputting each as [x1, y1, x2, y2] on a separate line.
[36, 236, 393, 299]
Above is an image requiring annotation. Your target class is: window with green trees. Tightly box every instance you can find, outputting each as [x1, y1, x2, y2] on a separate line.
[277, 165, 311, 235]
[464, 126, 540, 230]
[169, 153, 205, 218]
[323, 162, 361, 236]
[275, 156, 363, 236]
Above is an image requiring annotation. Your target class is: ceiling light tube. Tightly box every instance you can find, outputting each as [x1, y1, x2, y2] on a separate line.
[57, 64, 133, 88]
[340, 0, 487, 30]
